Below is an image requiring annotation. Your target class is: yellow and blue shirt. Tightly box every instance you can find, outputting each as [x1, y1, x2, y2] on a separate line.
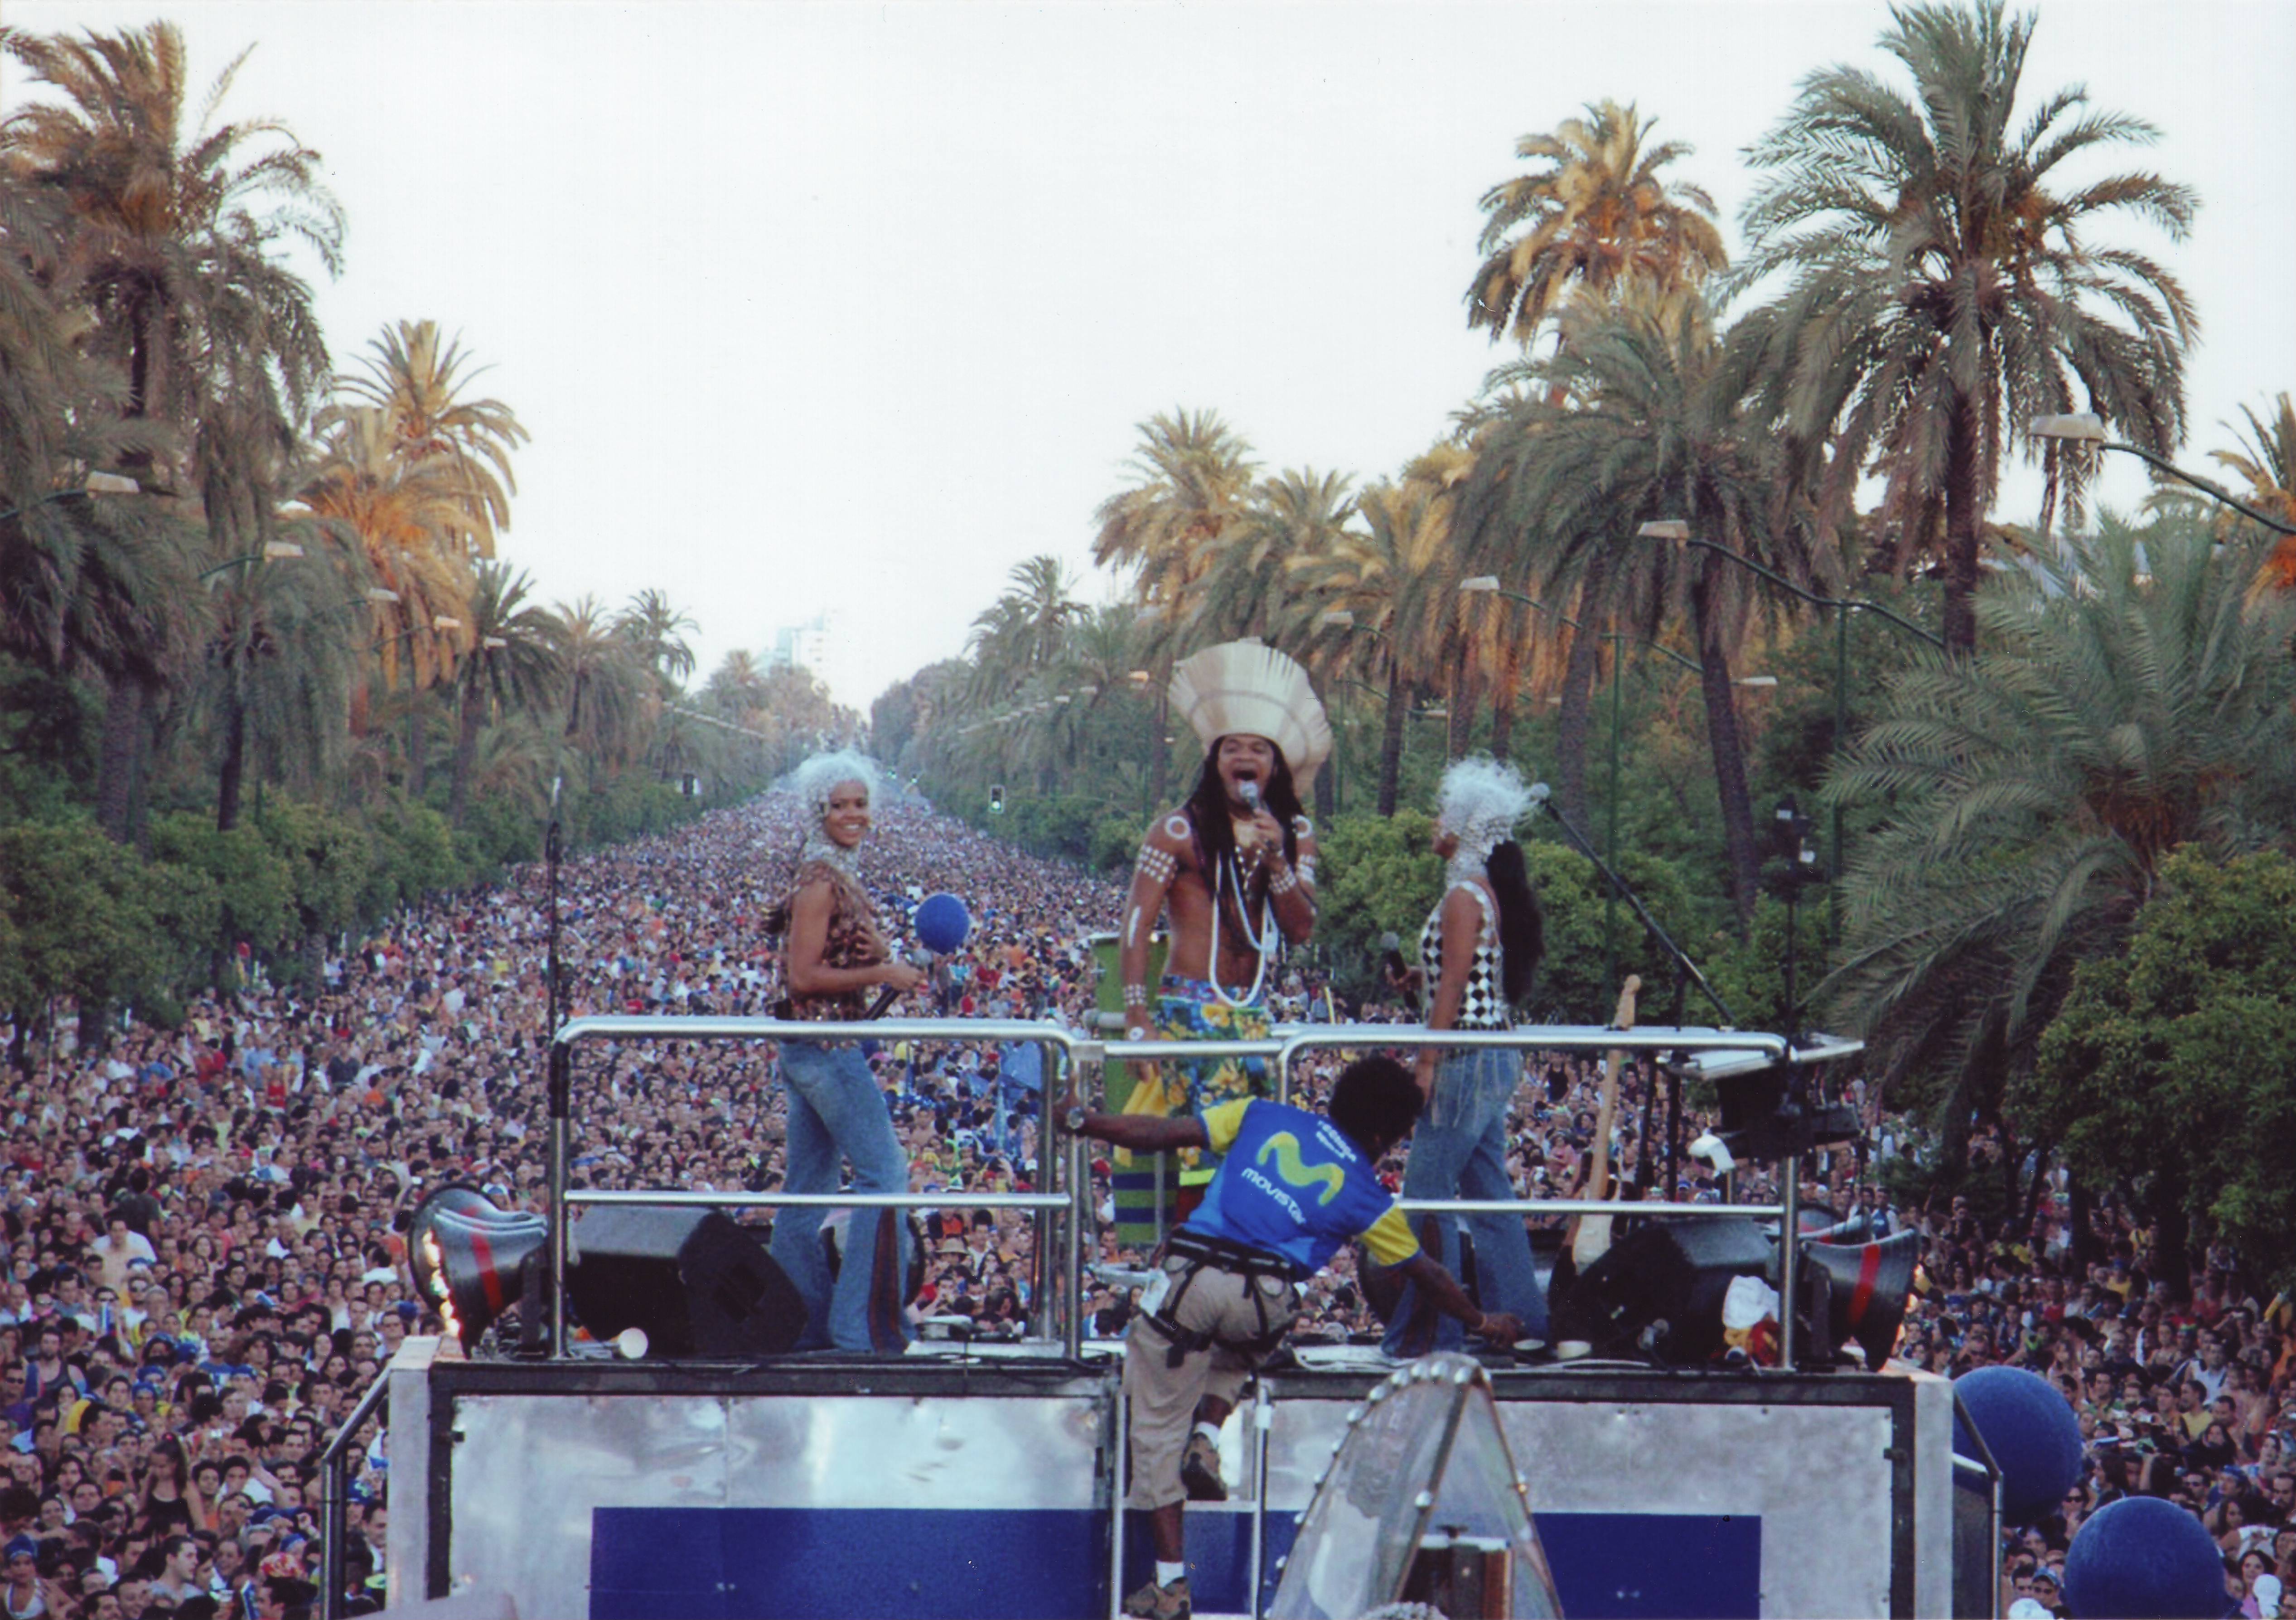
[1186, 1099, 1418, 1278]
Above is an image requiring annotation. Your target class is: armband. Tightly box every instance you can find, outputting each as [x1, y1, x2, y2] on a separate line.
[1270, 867, 1300, 896]
[1134, 844, 1177, 886]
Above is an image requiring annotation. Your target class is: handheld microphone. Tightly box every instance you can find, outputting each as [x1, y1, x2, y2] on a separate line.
[1239, 779, 1261, 812]
[865, 951, 931, 1020]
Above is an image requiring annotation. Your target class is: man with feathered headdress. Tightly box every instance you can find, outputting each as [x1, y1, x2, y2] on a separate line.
[1109, 639, 1329, 1504]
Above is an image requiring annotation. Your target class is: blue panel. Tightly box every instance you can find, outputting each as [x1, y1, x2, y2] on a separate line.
[591, 1508, 727, 1593]
[1534, 1512, 1763, 1620]
[592, 1508, 1102, 1620]
[593, 1590, 729, 1620]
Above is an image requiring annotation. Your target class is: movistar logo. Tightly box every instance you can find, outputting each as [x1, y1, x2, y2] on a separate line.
[1256, 1132, 1344, 1205]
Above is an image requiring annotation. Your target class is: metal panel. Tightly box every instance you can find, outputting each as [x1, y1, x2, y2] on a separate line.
[438, 1387, 1108, 1617]
[1262, 1370, 1919, 1620]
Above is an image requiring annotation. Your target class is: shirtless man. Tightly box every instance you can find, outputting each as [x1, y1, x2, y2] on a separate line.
[1117, 641, 1330, 1116]
[1109, 641, 1330, 1507]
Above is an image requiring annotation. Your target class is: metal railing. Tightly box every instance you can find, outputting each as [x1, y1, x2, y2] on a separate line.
[539, 1015, 1849, 1362]
[318, 1361, 394, 1620]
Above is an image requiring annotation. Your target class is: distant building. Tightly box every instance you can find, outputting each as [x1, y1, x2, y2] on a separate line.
[764, 613, 835, 676]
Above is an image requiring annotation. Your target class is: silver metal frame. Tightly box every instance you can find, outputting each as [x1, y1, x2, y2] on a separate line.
[540, 1016, 1855, 1369]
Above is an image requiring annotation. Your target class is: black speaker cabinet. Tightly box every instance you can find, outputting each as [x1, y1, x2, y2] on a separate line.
[567, 1206, 807, 1357]
[1557, 1215, 1775, 1364]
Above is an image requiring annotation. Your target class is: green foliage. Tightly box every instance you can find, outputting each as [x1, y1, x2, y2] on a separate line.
[2019, 848, 2296, 1285]
[0, 660, 98, 825]
[1314, 810, 1441, 995]
[361, 801, 466, 915]
[0, 820, 210, 1020]
[254, 799, 374, 944]
[149, 813, 298, 961]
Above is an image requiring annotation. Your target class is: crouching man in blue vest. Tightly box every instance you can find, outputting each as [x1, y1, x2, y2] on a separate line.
[1063, 1055, 1523, 1620]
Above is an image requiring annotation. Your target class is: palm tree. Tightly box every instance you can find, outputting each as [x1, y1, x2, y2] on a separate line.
[1462, 296, 1821, 922]
[966, 555, 1084, 706]
[1291, 461, 1460, 815]
[556, 594, 647, 767]
[615, 588, 698, 697]
[1466, 99, 1726, 352]
[1191, 468, 1358, 648]
[1822, 516, 2296, 1179]
[1093, 409, 1259, 805]
[1732, 0, 2197, 654]
[332, 319, 527, 557]
[196, 521, 366, 831]
[301, 408, 478, 693]
[2206, 394, 2296, 598]
[0, 23, 343, 466]
[448, 562, 562, 827]
[4, 19, 343, 839]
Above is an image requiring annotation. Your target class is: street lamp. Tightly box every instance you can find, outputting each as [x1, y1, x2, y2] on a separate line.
[1639, 519, 1945, 942]
[196, 540, 305, 581]
[2030, 414, 2296, 536]
[0, 471, 140, 526]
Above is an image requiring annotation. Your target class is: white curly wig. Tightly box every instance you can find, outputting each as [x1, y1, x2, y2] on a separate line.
[792, 748, 882, 820]
[1435, 755, 1533, 863]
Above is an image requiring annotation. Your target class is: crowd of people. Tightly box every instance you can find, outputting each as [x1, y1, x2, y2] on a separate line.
[0, 763, 2281, 1616]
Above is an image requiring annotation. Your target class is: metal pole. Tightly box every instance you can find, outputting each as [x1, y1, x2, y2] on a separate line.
[1777, 1153, 1802, 1371]
[548, 1047, 571, 1358]
[1831, 604, 1848, 945]
[1064, 1041, 1097, 1361]
[1603, 632, 1624, 1005]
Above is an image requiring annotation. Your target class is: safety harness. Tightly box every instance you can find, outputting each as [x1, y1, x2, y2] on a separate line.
[1146, 1228, 1300, 1369]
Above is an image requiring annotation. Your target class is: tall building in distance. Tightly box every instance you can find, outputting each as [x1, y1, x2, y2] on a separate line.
[764, 613, 835, 679]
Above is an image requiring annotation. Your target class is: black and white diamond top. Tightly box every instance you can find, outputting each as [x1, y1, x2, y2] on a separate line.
[1418, 880, 1509, 1030]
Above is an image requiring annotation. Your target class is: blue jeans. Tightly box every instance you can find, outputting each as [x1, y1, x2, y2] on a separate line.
[771, 1038, 913, 1352]
[1382, 1045, 1548, 1354]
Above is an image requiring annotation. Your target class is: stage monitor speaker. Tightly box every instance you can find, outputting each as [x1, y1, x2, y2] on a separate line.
[1556, 1215, 1774, 1364]
[567, 1206, 807, 1357]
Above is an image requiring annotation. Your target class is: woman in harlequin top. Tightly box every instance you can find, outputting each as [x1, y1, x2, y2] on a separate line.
[1382, 756, 1551, 1357]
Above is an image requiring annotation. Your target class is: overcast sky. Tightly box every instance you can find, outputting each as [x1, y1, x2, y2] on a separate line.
[11, 0, 2294, 708]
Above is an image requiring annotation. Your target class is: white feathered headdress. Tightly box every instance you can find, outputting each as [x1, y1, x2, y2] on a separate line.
[1167, 639, 1332, 780]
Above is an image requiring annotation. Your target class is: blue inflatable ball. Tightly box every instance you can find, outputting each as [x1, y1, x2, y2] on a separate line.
[913, 892, 972, 955]
[2063, 1495, 2230, 1619]
[1952, 1364, 2084, 1525]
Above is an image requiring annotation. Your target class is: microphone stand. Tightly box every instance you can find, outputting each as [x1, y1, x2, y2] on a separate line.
[1528, 786, 1735, 1028]
[1532, 785, 1735, 1218]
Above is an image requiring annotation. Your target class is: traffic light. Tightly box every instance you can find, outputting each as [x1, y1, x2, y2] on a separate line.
[988, 784, 1005, 815]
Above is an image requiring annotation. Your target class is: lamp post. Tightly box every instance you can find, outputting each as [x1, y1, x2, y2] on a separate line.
[2030, 414, 2296, 536]
[1638, 519, 1945, 943]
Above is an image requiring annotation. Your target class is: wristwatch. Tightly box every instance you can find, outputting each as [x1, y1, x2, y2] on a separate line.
[1064, 1104, 1090, 1134]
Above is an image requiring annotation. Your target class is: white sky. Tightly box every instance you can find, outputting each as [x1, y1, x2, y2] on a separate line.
[11, 0, 2295, 709]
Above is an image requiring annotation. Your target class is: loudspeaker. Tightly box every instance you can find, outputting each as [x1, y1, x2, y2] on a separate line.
[1556, 1216, 1774, 1364]
[410, 1184, 549, 1350]
[1798, 1229, 1919, 1367]
[567, 1207, 808, 1357]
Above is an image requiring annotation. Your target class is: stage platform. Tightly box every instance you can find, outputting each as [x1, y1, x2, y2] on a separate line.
[382, 1336, 1972, 1620]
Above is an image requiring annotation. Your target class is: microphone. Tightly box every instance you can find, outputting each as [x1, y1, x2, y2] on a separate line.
[1238, 779, 1261, 812]
[865, 950, 932, 1020]
[1527, 781, 1551, 805]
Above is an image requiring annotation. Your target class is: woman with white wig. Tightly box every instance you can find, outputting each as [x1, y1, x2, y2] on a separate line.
[1381, 755, 1550, 1355]
[770, 748, 923, 1352]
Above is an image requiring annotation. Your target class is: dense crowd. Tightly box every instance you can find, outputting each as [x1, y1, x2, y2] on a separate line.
[0, 785, 2277, 1616]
